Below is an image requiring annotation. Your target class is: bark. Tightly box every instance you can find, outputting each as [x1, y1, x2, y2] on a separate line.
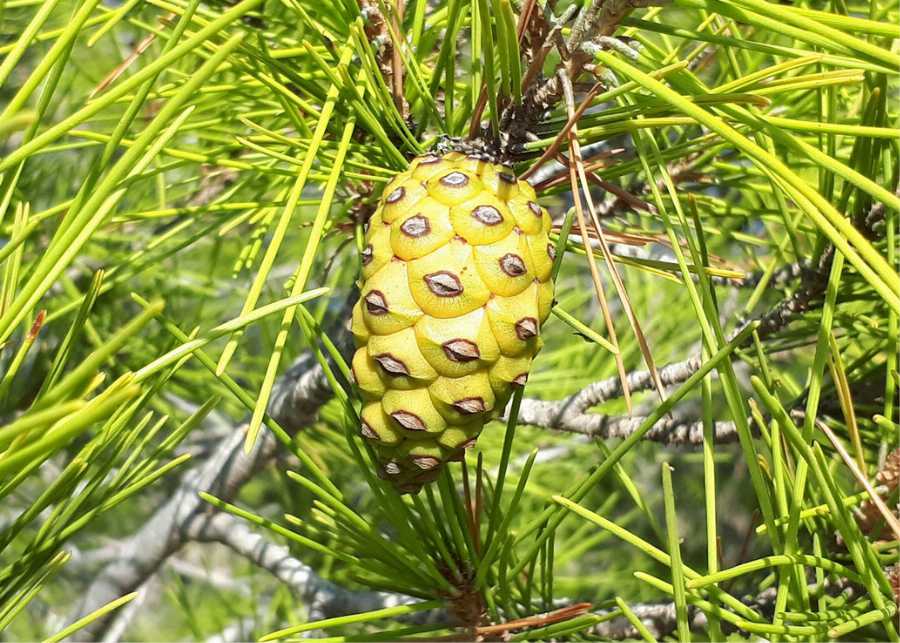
[72, 351, 333, 640]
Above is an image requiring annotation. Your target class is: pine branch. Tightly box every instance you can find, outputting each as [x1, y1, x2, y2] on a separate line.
[191, 512, 421, 617]
[711, 259, 812, 289]
[515, 255, 849, 442]
[518, 404, 739, 444]
[589, 602, 707, 640]
[70, 219, 846, 636]
[71, 350, 334, 640]
[589, 578, 859, 640]
[520, 0, 667, 117]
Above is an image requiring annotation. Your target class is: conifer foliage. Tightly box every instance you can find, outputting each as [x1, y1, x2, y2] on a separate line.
[0, 0, 897, 639]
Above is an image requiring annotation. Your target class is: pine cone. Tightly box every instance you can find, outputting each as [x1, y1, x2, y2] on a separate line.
[351, 152, 555, 492]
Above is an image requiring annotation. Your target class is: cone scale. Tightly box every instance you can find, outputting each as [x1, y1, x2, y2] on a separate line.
[351, 151, 555, 492]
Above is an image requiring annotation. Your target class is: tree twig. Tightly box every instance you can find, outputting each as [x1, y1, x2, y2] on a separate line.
[191, 512, 420, 617]
[588, 579, 857, 640]
[520, 0, 667, 121]
[71, 349, 336, 640]
[517, 404, 739, 444]
[514, 257, 844, 443]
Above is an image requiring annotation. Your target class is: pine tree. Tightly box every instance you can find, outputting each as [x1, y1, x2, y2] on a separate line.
[0, 0, 897, 639]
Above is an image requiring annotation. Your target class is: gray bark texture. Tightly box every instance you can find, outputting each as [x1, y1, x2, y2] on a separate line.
[72, 351, 333, 640]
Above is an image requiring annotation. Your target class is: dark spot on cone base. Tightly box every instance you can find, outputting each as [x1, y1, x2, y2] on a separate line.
[472, 205, 503, 226]
[372, 353, 410, 376]
[499, 253, 527, 277]
[515, 317, 538, 340]
[400, 215, 430, 237]
[453, 397, 486, 414]
[391, 410, 427, 431]
[364, 290, 389, 315]
[424, 271, 463, 297]
[442, 338, 480, 362]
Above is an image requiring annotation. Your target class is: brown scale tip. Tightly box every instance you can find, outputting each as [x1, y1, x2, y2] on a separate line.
[364, 290, 389, 315]
[424, 271, 464, 297]
[386, 186, 405, 203]
[472, 205, 503, 226]
[453, 397, 486, 415]
[515, 317, 538, 340]
[440, 171, 469, 187]
[360, 423, 380, 441]
[412, 456, 441, 470]
[499, 254, 527, 277]
[400, 215, 430, 238]
[446, 437, 479, 462]
[391, 410, 427, 431]
[442, 338, 480, 362]
[372, 353, 410, 376]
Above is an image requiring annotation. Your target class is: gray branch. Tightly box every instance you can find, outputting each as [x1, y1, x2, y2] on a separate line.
[590, 602, 708, 639]
[192, 512, 418, 618]
[71, 350, 334, 640]
[568, 0, 664, 52]
[515, 260, 832, 444]
[511, 354, 708, 440]
[589, 580, 859, 640]
[517, 403, 739, 445]
[196, 512, 450, 641]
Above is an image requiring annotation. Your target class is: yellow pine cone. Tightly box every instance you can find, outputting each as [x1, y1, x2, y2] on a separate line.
[351, 151, 555, 493]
